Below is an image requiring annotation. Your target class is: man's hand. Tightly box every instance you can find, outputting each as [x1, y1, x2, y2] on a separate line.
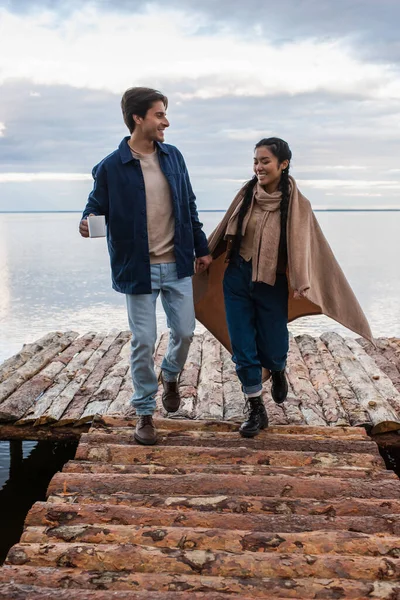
[79, 213, 95, 238]
[195, 254, 213, 274]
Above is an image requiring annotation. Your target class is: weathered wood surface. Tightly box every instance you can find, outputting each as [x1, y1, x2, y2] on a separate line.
[2, 419, 400, 599]
[0, 330, 400, 434]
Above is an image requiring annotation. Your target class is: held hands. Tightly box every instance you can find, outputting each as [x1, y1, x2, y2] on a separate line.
[79, 214, 95, 238]
[195, 254, 213, 274]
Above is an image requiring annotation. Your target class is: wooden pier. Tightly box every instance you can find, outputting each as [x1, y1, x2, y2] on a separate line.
[1, 330, 400, 598]
[0, 330, 400, 437]
[1, 417, 400, 598]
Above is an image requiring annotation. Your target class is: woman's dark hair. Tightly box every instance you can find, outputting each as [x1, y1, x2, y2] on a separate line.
[229, 137, 292, 261]
[121, 87, 168, 133]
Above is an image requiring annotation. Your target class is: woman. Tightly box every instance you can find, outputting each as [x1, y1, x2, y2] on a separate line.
[193, 137, 373, 438]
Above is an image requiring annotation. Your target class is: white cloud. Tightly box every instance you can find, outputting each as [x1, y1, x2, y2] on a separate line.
[0, 123, 5, 137]
[1, 6, 400, 100]
[0, 172, 91, 182]
[298, 179, 400, 190]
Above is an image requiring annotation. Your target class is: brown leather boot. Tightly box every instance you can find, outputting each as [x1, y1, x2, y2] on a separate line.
[160, 372, 181, 413]
[134, 415, 157, 445]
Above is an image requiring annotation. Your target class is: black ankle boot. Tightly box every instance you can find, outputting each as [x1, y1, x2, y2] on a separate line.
[239, 396, 268, 438]
[271, 369, 288, 404]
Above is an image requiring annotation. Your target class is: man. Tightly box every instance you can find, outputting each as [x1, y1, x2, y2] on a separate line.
[79, 87, 212, 445]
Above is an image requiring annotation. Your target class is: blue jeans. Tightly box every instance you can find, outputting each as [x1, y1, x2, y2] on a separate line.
[223, 257, 289, 397]
[126, 263, 195, 415]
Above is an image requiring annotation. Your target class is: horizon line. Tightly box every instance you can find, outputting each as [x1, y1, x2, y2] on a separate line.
[1, 209, 400, 214]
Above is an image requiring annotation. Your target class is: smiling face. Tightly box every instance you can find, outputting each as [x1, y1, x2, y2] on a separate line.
[133, 100, 169, 143]
[253, 145, 289, 193]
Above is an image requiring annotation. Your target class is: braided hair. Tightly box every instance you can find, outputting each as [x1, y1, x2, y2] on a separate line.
[229, 137, 292, 261]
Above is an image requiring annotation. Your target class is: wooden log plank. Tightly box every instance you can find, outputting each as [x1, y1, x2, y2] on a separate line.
[49, 332, 122, 427]
[5, 568, 397, 600]
[345, 337, 400, 432]
[296, 334, 349, 426]
[81, 430, 379, 454]
[75, 442, 382, 468]
[7, 542, 400, 580]
[0, 332, 61, 384]
[79, 340, 131, 420]
[16, 333, 98, 425]
[221, 346, 242, 422]
[322, 332, 400, 431]
[0, 423, 87, 441]
[33, 333, 121, 426]
[285, 335, 326, 426]
[105, 372, 133, 416]
[195, 332, 223, 420]
[0, 332, 79, 406]
[315, 337, 369, 426]
[280, 377, 307, 425]
[357, 337, 400, 392]
[0, 582, 285, 600]
[91, 416, 368, 437]
[34, 500, 400, 535]
[20, 524, 400, 558]
[64, 460, 395, 481]
[0, 332, 79, 421]
[47, 471, 400, 500]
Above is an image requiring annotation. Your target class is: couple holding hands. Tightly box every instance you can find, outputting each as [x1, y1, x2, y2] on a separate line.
[80, 86, 372, 446]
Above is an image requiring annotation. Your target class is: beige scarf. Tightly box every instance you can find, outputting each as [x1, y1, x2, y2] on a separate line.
[225, 182, 282, 285]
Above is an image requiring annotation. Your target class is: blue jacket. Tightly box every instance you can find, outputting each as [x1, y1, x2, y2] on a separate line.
[82, 137, 210, 294]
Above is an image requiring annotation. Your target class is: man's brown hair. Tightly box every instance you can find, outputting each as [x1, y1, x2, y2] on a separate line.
[121, 87, 168, 133]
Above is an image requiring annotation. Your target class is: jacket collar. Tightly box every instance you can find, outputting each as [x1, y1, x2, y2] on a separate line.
[118, 136, 169, 164]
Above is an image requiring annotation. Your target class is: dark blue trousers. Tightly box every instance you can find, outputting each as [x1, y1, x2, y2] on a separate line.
[223, 256, 289, 396]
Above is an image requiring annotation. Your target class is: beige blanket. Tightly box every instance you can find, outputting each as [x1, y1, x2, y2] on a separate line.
[193, 176, 374, 356]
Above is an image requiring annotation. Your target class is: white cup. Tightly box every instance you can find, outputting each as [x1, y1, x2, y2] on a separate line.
[88, 215, 106, 238]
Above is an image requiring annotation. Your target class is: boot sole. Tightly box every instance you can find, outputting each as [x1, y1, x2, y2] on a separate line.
[162, 401, 181, 413]
[239, 423, 268, 438]
[134, 433, 158, 446]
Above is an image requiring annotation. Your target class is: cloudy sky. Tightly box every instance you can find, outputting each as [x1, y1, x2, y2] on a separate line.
[1, 0, 400, 211]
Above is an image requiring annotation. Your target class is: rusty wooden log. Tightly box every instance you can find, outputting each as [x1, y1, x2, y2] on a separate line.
[79, 340, 131, 420]
[29, 500, 400, 534]
[0, 332, 61, 384]
[0, 582, 290, 600]
[195, 332, 223, 420]
[357, 337, 400, 392]
[92, 416, 368, 437]
[49, 332, 123, 427]
[321, 332, 400, 431]
[280, 378, 307, 426]
[3, 567, 397, 600]
[7, 541, 400, 580]
[315, 336, 370, 426]
[0, 424, 88, 441]
[345, 337, 400, 432]
[47, 470, 400, 500]
[64, 459, 395, 481]
[285, 335, 326, 426]
[20, 524, 400, 558]
[105, 371, 133, 416]
[296, 334, 349, 426]
[80, 430, 380, 454]
[0, 332, 80, 421]
[16, 333, 99, 425]
[74, 442, 383, 468]
[221, 346, 243, 422]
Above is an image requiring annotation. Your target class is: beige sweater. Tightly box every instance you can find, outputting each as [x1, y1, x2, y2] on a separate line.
[132, 149, 175, 264]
